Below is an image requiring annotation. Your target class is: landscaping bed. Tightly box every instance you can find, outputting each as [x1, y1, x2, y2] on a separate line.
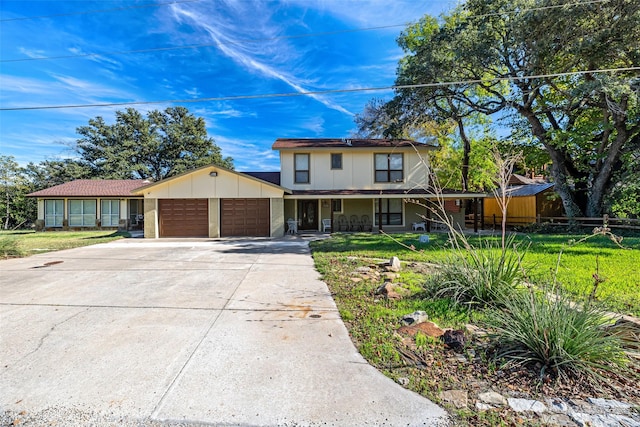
[311, 232, 640, 426]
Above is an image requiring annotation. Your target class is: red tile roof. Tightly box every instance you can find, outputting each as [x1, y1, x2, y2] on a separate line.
[272, 138, 436, 149]
[28, 179, 148, 197]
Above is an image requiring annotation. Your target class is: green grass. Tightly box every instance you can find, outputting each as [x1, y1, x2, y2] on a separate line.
[0, 230, 129, 258]
[312, 232, 640, 316]
[311, 232, 639, 424]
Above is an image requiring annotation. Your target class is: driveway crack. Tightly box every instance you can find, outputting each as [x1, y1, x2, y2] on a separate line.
[15, 308, 89, 365]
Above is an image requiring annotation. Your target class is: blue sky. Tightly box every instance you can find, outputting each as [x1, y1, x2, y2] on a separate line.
[1, 0, 452, 171]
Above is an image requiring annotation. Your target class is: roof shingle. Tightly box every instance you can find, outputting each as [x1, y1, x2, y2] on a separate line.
[27, 179, 148, 197]
[272, 138, 436, 149]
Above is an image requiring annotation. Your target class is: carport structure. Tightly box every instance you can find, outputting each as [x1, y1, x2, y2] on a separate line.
[133, 165, 289, 238]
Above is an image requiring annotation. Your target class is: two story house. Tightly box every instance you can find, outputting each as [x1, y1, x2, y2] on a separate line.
[29, 138, 485, 237]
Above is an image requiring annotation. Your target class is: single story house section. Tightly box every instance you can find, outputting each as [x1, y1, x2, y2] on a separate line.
[28, 179, 147, 231]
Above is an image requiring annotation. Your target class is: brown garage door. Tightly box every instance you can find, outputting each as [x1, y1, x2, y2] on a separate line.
[221, 198, 270, 237]
[159, 199, 208, 237]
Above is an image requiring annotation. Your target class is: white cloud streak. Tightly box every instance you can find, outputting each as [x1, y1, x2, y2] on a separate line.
[169, 2, 354, 116]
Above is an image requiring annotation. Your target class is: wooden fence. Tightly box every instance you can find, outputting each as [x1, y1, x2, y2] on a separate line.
[479, 214, 640, 231]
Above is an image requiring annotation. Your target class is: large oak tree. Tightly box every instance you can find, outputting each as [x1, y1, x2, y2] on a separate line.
[387, 0, 639, 217]
[75, 106, 233, 181]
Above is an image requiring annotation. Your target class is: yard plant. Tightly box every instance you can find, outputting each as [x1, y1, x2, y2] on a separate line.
[311, 231, 640, 424]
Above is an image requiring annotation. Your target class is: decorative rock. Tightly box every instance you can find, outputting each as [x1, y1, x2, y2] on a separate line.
[442, 329, 465, 351]
[453, 354, 467, 364]
[507, 398, 547, 413]
[475, 402, 494, 411]
[439, 389, 468, 409]
[397, 321, 444, 338]
[539, 413, 576, 427]
[478, 391, 507, 406]
[570, 412, 623, 427]
[375, 283, 402, 300]
[396, 377, 410, 386]
[611, 415, 640, 427]
[401, 310, 429, 326]
[355, 266, 371, 273]
[383, 272, 399, 281]
[587, 398, 632, 410]
[547, 398, 570, 413]
[389, 256, 401, 272]
[350, 277, 363, 283]
[464, 323, 488, 338]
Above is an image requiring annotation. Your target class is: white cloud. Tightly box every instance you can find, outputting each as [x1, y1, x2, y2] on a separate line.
[169, 2, 354, 116]
[17, 47, 47, 59]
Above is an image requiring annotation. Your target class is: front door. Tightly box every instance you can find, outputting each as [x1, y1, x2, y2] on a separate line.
[297, 200, 318, 230]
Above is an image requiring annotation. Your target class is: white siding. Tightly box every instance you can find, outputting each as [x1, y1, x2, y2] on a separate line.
[279, 148, 431, 191]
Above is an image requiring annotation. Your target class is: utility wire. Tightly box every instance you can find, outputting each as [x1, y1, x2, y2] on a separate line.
[0, 0, 201, 22]
[2, 66, 637, 112]
[1, 0, 612, 63]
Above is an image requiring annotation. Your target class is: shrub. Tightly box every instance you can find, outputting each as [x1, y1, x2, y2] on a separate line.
[0, 237, 22, 258]
[487, 286, 628, 379]
[425, 235, 525, 308]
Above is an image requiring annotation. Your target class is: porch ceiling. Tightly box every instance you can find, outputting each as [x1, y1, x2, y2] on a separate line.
[284, 189, 487, 199]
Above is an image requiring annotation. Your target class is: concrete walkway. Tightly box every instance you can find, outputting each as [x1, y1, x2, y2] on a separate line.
[0, 237, 448, 426]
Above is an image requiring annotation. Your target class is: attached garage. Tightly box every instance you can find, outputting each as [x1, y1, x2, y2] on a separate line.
[133, 165, 287, 238]
[159, 198, 208, 237]
[221, 198, 270, 237]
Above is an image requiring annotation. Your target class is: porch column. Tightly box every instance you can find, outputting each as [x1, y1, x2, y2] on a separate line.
[378, 197, 383, 233]
[474, 197, 479, 233]
[330, 199, 334, 233]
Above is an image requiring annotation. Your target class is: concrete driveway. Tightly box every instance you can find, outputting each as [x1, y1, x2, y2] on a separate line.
[0, 237, 448, 426]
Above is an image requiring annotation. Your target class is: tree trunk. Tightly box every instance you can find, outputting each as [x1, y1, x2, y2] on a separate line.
[586, 115, 629, 217]
[457, 117, 471, 192]
[518, 107, 585, 218]
[4, 191, 10, 230]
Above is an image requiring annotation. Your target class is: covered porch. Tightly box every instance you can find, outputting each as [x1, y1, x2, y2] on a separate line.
[283, 190, 485, 234]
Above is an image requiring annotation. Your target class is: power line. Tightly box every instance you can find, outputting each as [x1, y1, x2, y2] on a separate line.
[2, 66, 637, 112]
[0, 0, 201, 22]
[0, 0, 613, 63]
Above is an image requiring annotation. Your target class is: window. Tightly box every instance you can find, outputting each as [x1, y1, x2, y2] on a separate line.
[45, 200, 64, 227]
[101, 200, 120, 226]
[68, 200, 96, 227]
[374, 199, 403, 226]
[295, 153, 310, 183]
[331, 153, 342, 170]
[375, 153, 403, 182]
[332, 199, 343, 213]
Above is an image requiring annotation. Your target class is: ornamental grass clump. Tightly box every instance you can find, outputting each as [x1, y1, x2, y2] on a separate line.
[0, 237, 22, 258]
[488, 286, 628, 380]
[426, 234, 525, 308]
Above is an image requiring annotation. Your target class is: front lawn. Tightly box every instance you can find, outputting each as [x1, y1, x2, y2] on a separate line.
[312, 232, 640, 317]
[311, 231, 640, 425]
[0, 230, 129, 258]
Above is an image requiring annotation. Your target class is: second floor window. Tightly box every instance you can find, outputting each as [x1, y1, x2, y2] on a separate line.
[295, 153, 310, 183]
[375, 153, 403, 182]
[331, 153, 342, 169]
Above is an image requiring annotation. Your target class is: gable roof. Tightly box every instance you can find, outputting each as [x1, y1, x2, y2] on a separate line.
[242, 171, 281, 186]
[131, 164, 289, 194]
[28, 179, 148, 197]
[504, 183, 555, 197]
[272, 138, 436, 150]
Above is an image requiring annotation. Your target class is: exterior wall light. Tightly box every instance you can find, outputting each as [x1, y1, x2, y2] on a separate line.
[209, 172, 218, 177]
